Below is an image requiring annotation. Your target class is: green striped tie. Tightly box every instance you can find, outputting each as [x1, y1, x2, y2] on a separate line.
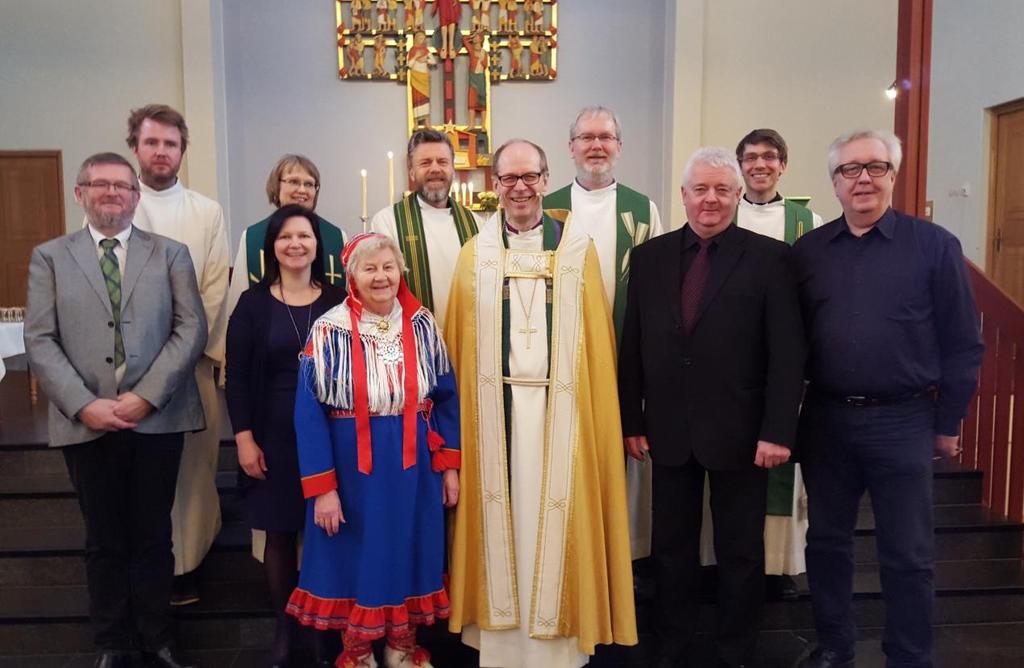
[99, 239, 124, 368]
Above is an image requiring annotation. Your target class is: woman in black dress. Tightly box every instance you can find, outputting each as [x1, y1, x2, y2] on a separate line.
[226, 204, 346, 667]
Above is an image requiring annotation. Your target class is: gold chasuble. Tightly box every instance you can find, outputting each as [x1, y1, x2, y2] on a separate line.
[445, 214, 637, 664]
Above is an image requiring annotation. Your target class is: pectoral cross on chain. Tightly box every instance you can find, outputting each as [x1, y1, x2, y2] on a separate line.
[518, 323, 538, 349]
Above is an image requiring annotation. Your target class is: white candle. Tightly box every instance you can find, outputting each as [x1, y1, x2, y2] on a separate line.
[386, 151, 395, 204]
[460, 182, 468, 206]
[450, 181, 458, 200]
[360, 169, 368, 220]
[467, 180, 474, 207]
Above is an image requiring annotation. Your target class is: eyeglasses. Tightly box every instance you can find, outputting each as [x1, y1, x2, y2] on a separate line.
[280, 178, 319, 190]
[571, 133, 620, 144]
[79, 180, 138, 193]
[740, 151, 781, 164]
[495, 172, 545, 187]
[834, 161, 893, 179]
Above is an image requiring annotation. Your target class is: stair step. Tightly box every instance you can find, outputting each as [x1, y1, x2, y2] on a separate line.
[0, 470, 239, 498]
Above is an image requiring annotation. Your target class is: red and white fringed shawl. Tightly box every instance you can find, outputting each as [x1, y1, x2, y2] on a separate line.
[303, 233, 450, 475]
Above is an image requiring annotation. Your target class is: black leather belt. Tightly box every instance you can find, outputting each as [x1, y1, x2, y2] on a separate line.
[811, 387, 937, 407]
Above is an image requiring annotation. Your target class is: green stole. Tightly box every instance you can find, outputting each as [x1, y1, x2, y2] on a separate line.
[762, 196, 814, 516]
[733, 197, 814, 246]
[393, 193, 478, 312]
[543, 182, 651, 346]
[499, 213, 562, 468]
[244, 214, 346, 286]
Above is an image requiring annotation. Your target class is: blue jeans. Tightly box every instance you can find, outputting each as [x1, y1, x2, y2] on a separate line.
[799, 395, 936, 668]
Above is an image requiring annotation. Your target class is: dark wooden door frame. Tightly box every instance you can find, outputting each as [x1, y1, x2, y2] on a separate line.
[893, 0, 932, 217]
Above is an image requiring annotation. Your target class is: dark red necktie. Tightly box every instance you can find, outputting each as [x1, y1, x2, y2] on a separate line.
[681, 239, 711, 334]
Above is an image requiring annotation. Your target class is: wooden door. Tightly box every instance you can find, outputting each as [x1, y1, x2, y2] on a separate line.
[988, 101, 1024, 307]
[0, 152, 65, 305]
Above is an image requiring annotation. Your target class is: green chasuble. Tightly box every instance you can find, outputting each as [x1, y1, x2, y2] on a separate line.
[543, 182, 651, 346]
[392, 193, 478, 312]
[244, 214, 346, 286]
[766, 197, 814, 516]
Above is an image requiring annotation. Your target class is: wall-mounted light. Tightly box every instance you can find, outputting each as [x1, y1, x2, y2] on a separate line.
[885, 80, 898, 100]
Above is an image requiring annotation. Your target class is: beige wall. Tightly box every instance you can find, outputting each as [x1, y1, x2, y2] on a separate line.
[1, 0, 900, 234]
[928, 0, 1024, 265]
[0, 1, 186, 232]
[664, 0, 898, 226]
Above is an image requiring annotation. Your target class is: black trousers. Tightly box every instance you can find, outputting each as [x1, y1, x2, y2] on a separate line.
[652, 457, 768, 666]
[62, 430, 184, 652]
[800, 396, 936, 667]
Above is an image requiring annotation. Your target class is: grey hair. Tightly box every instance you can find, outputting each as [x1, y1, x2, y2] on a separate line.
[681, 147, 743, 190]
[76, 152, 140, 189]
[345, 234, 408, 276]
[569, 106, 622, 141]
[826, 129, 903, 178]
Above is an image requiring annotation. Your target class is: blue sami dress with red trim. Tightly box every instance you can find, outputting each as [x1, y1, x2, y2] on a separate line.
[286, 305, 461, 641]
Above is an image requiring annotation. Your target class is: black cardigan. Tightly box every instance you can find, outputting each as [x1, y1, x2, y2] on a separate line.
[225, 284, 346, 443]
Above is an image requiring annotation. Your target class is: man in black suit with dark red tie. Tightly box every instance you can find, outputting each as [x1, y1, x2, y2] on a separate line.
[618, 147, 807, 667]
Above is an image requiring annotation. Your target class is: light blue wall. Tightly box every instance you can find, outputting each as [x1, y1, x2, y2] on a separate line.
[929, 0, 1024, 264]
[221, 0, 668, 245]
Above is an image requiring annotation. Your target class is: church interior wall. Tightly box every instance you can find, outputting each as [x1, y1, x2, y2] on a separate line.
[0, 0, 186, 233]
[221, 0, 668, 247]
[928, 0, 1024, 266]
[689, 0, 898, 224]
[5, 0, 992, 257]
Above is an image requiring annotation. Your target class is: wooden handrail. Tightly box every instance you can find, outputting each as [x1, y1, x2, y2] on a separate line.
[961, 260, 1024, 522]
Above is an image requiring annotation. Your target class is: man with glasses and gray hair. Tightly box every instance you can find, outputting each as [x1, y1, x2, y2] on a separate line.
[791, 129, 983, 668]
[544, 105, 665, 562]
[26, 152, 206, 668]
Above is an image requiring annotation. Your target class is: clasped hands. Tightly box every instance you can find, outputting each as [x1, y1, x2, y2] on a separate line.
[77, 392, 153, 432]
[625, 435, 791, 469]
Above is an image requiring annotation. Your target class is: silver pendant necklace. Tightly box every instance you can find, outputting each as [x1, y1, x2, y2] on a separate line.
[280, 284, 313, 347]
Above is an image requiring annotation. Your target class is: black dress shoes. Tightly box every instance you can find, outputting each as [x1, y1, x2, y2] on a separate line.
[143, 644, 200, 668]
[796, 647, 855, 668]
[94, 652, 131, 668]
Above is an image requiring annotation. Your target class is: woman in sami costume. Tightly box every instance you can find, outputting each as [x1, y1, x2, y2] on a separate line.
[286, 233, 460, 668]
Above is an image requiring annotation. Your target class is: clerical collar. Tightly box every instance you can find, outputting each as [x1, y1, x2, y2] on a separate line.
[573, 177, 617, 193]
[742, 192, 783, 206]
[504, 218, 543, 234]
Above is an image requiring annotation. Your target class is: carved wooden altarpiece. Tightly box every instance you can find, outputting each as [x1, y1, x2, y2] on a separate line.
[336, 0, 559, 210]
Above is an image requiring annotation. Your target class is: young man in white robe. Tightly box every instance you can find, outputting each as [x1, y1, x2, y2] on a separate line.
[127, 104, 229, 605]
[699, 128, 823, 599]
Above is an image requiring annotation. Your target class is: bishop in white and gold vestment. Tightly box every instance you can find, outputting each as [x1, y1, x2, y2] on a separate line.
[445, 210, 637, 667]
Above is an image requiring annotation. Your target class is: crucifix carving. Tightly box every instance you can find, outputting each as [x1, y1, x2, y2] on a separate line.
[335, 0, 559, 211]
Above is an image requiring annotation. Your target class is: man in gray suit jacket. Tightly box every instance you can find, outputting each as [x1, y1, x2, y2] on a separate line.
[24, 152, 207, 668]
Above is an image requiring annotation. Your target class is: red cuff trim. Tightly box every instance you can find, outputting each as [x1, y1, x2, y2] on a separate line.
[431, 448, 461, 472]
[300, 469, 338, 498]
[285, 586, 450, 640]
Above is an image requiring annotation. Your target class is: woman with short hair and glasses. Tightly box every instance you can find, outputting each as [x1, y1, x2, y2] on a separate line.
[227, 154, 349, 318]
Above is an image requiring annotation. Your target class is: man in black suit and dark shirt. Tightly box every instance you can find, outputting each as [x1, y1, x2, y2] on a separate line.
[791, 129, 983, 668]
[618, 147, 807, 667]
